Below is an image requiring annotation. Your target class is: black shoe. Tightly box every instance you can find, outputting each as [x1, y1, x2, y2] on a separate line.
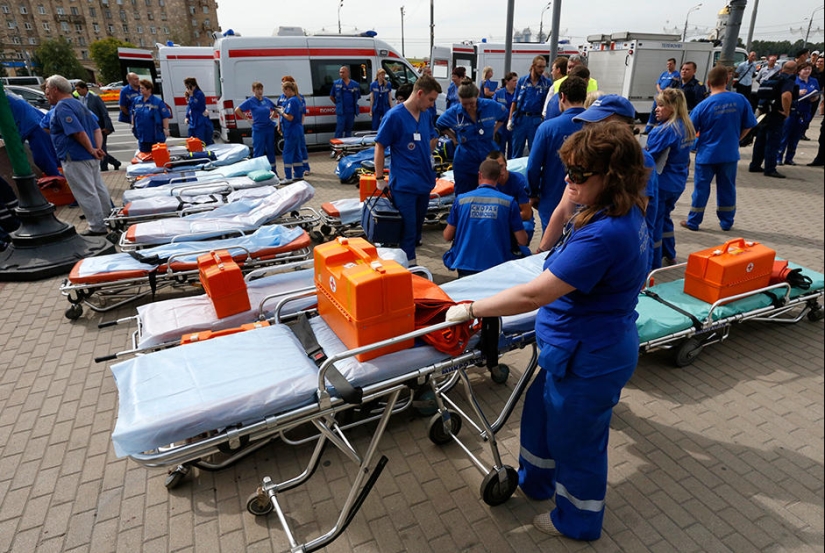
[113, 161, 122, 170]
[80, 229, 108, 237]
[785, 160, 797, 166]
[748, 166, 763, 173]
[100, 167, 109, 172]
[764, 171, 786, 179]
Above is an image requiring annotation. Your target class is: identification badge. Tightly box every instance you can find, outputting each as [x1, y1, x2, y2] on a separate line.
[413, 132, 421, 141]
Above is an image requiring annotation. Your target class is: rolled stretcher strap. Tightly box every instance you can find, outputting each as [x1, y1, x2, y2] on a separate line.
[643, 290, 703, 331]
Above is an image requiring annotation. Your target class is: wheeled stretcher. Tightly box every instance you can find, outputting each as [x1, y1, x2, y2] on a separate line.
[60, 225, 313, 320]
[329, 133, 377, 160]
[126, 143, 251, 181]
[122, 173, 280, 204]
[117, 180, 319, 251]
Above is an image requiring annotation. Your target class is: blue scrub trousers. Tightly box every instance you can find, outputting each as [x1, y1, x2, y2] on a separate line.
[778, 112, 805, 164]
[685, 162, 737, 231]
[282, 132, 304, 181]
[510, 115, 542, 159]
[654, 188, 683, 264]
[518, 333, 638, 541]
[335, 112, 356, 138]
[372, 108, 388, 131]
[391, 189, 429, 262]
[252, 126, 277, 171]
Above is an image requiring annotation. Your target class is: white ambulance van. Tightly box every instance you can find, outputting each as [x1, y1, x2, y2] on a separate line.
[213, 33, 420, 147]
[158, 45, 219, 138]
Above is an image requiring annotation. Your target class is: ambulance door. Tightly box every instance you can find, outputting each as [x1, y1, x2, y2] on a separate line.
[308, 58, 372, 145]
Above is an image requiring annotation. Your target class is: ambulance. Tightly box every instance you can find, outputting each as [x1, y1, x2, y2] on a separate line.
[117, 45, 219, 138]
[212, 33, 420, 147]
[430, 40, 581, 112]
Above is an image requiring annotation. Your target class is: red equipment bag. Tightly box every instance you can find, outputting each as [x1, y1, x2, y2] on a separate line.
[412, 274, 480, 356]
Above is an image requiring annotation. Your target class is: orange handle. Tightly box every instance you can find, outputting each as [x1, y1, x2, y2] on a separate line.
[721, 238, 748, 253]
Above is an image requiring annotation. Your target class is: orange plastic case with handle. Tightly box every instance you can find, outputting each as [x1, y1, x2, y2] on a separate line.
[683, 238, 776, 304]
[152, 143, 170, 167]
[314, 236, 414, 361]
[197, 249, 251, 318]
[186, 137, 204, 152]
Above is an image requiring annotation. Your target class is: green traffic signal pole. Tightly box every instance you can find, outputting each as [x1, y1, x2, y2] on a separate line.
[0, 80, 114, 282]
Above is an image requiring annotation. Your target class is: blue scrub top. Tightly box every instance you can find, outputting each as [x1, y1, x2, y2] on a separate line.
[497, 170, 529, 205]
[796, 77, 820, 116]
[118, 85, 141, 123]
[238, 96, 277, 130]
[526, 107, 585, 203]
[536, 207, 648, 353]
[281, 95, 303, 137]
[186, 88, 208, 129]
[375, 105, 438, 195]
[443, 185, 523, 272]
[690, 91, 757, 165]
[513, 74, 553, 115]
[132, 94, 172, 144]
[446, 82, 459, 109]
[435, 99, 507, 173]
[656, 70, 680, 91]
[49, 97, 100, 161]
[6, 92, 44, 138]
[645, 119, 694, 194]
[493, 87, 515, 112]
[331, 78, 361, 114]
[370, 80, 393, 111]
[480, 78, 497, 98]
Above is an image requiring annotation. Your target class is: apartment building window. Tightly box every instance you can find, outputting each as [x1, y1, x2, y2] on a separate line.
[43, 21, 50, 30]
[121, 23, 127, 31]
[149, 25, 155, 34]
[132, 10, 138, 19]
[146, 11, 151, 19]
[7, 20, 16, 28]
[56, 7, 64, 14]
[187, 5, 193, 14]
[93, 22, 99, 32]
[119, 9, 125, 19]
[193, 29, 199, 38]
[138, 37, 144, 46]
[107, 23, 114, 32]
[202, 5, 207, 12]
[161, 25, 167, 33]
[12, 35, 20, 43]
[74, 22, 81, 30]
[82, 50, 89, 59]
[37, 4, 45, 14]
[104, 9, 110, 18]
[88, 6, 95, 15]
[19, 5, 27, 13]
[158, 0, 163, 5]
[28, 36, 36, 44]
[60, 21, 69, 30]
[135, 24, 141, 32]
[159, 11, 165, 19]
[71, 6, 78, 14]
[78, 36, 85, 44]
[0, 5, 9, 14]
[23, 21, 31, 29]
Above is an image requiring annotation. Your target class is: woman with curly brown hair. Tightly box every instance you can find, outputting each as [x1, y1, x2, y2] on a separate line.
[447, 120, 650, 542]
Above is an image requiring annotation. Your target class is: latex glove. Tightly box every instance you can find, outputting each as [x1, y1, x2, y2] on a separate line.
[506, 119, 514, 132]
[376, 179, 387, 191]
[445, 303, 473, 323]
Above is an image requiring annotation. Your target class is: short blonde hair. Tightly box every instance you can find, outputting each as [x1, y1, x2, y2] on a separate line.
[584, 90, 604, 108]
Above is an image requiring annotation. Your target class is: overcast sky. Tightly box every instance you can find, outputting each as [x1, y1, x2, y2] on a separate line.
[216, 0, 824, 58]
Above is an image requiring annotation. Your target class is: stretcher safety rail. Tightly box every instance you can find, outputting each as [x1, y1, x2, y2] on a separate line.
[117, 180, 319, 251]
[60, 225, 313, 320]
[329, 132, 377, 160]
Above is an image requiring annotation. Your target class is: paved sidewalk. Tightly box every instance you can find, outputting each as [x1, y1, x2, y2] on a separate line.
[0, 126, 822, 553]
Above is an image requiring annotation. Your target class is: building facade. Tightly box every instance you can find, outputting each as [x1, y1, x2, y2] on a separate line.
[1, 0, 220, 80]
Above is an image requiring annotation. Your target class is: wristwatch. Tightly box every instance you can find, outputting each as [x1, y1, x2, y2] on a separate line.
[375, 175, 385, 180]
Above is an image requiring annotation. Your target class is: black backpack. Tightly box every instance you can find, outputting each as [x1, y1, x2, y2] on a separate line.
[757, 73, 796, 113]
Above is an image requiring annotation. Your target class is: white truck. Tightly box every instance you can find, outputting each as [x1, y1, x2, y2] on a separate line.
[430, 41, 581, 112]
[117, 45, 219, 139]
[585, 32, 748, 120]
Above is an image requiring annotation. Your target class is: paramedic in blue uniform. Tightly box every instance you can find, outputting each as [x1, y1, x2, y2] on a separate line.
[645, 88, 695, 268]
[777, 61, 820, 166]
[479, 66, 497, 99]
[277, 80, 304, 183]
[373, 75, 441, 265]
[446, 67, 465, 110]
[183, 77, 214, 146]
[279, 76, 311, 175]
[488, 150, 534, 242]
[680, 66, 757, 232]
[118, 72, 141, 131]
[436, 78, 508, 196]
[642, 58, 680, 134]
[330, 66, 361, 138]
[235, 81, 278, 174]
[526, 76, 587, 233]
[442, 158, 528, 277]
[446, 121, 650, 542]
[493, 72, 518, 158]
[508, 56, 552, 158]
[5, 90, 61, 176]
[131, 79, 172, 155]
[369, 69, 393, 131]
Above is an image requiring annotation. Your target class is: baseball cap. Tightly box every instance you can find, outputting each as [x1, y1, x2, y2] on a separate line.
[813, 50, 820, 56]
[572, 94, 636, 123]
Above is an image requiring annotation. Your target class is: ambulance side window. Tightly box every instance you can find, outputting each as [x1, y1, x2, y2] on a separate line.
[382, 60, 418, 89]
[310, 60, 372, 97]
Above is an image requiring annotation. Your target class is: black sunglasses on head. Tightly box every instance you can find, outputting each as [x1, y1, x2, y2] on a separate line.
[566, 165, 598, 184]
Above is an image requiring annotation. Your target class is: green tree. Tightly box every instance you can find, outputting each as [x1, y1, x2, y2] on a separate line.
[32, 37, 86, 78]
[90, 37, 135, 84]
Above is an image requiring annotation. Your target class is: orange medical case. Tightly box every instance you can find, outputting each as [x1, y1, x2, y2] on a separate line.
[186, 137, 204, 152]
[152, 143, 170, 167]
[314, 236, 414, 361]
[359, 169, 390, 202]
[197, 250, 251, 318]
[38, 176, 74, 206]
[683, 238, 776, 304]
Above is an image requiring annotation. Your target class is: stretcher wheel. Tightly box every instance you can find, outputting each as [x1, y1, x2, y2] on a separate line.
[480, 465, 519, 506]
[164, 465, 189, 489]
[490, 364, 510, 384]
[246, 489, 274, 516]
[310, 230, 326, 243]
[674, 338, 703, 367]
[427, 411, 461, 445]
[65, 304, 83, 320]
[412, 387, 437, 417]
[807, 306, 824, 322]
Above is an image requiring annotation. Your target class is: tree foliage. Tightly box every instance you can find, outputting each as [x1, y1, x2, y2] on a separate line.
[32, 37, 87, 79]
[90, 37, 135, 84]
[751, 39, 825, 58]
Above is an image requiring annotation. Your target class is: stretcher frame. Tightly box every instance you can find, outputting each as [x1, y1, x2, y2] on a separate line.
[638, 263, 824, 366]
[329, 132, 377, 160]
[122, 291, 536, 551]
[60, 233, 313, 320]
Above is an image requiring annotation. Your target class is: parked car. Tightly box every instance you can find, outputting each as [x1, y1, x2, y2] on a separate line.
[4, 85, 50, 111]
[100, 81, 124, 91]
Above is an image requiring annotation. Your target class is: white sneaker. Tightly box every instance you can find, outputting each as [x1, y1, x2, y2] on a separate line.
[533, 513, 564, 537]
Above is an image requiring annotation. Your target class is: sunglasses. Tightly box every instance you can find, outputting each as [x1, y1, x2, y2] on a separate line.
[566, 165, 598, 184]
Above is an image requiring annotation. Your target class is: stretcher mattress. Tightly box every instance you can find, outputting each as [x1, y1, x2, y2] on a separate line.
[124, 181, 314, 245]
[122, 174, 279, 204]
[126, 143, 251, 179]
[70, 225, 308, 283]
[122, 186, 276, 217]
[321, 198, 362, 224]
[330, 135, 377, 148]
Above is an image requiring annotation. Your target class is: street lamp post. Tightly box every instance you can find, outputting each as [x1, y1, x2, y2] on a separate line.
[400, 6, 406, 56]
[538, 2, 552, 43]
[683, 3, 702, 41]
[804, 5, 825, 48]
[338, 0, 344, 34]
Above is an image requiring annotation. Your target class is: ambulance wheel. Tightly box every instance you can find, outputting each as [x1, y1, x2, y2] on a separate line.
[675, 338, 703, 367]
[428, 411, 461, 445]
[246, 490, 273, 516]
[412, 387, 437, 417]
[490, 364, 510, 384]
[480, 465, 519, 506]
[807, 306, 824, 322]
[65, 304, 83, 320]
